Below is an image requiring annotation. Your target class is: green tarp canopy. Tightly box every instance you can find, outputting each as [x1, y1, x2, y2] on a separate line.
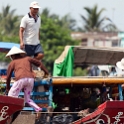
[53, 46, 74, 77]
[53, 45, 124, 77]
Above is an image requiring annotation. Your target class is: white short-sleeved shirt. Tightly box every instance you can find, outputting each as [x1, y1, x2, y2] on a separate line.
[20, 13, 41, 45]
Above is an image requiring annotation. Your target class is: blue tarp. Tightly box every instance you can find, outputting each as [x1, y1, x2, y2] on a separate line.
[0, 41, 19, 52]
[0, 42, 19, 76]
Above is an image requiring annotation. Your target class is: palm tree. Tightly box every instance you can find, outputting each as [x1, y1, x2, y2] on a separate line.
[101, 18, 119, 32]
[0, 5, 20, 35]
[58, 14, 76, 31]
[41, 8, 76, 31]
[80, 4, 106, 32]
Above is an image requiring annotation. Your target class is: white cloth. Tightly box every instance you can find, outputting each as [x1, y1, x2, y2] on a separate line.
[116, 67, 124, 76]
[20, 14, 41, 45]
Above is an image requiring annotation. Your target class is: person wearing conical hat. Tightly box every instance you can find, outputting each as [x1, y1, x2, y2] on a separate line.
[5, 46, 49, 113]
[116, 58, 124, 88]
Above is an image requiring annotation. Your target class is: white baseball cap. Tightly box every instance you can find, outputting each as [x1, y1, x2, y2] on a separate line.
[30, 1, 41, 8]
[6, 46, 26, 57]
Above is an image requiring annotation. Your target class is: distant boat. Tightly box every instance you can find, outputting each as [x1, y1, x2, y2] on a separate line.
[0, 41, 19, 52]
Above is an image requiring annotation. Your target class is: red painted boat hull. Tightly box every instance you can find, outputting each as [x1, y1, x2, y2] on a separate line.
[0, 95, 24, 124]
[72, 101, 124, 124]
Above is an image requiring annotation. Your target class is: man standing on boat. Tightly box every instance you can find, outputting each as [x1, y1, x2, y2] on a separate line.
[19, 1, 44, 61]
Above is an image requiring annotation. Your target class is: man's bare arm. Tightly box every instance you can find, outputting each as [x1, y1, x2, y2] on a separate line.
[19, 27, 25, 49]
[39, 29, 40, 40]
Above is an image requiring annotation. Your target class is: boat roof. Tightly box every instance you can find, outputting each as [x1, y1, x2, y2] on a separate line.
[55, 46, 124, 66]
[74, 46, 124, 66]
[0, 42, 19, 52]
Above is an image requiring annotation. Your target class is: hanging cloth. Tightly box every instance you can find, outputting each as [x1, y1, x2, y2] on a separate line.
[53, 46, 74, 77]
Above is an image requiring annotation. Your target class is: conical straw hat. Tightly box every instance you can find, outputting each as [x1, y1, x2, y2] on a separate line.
[6, 46, 26, 57]
[116, 58, 124, 70]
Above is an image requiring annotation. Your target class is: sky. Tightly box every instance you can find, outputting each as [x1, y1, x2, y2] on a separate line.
[0, 0, 124, 31]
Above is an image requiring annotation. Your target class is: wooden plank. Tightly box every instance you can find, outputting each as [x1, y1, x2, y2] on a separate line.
[52, 77, 124, 85]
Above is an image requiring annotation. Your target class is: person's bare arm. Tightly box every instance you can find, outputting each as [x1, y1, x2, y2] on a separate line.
[6, 64, 14, 93]
[30, 57, 49, 75]
[19, 27, 25, 49]
[39, 62, 49, 75]
[39, 29, 40, 40]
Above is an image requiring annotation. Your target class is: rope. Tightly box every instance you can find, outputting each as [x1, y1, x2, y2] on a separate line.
[20, 111, 84, 114]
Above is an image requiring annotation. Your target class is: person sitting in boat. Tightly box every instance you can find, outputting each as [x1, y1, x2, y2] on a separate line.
[109, 66, 117, 76]
[88, 65, 100, 76]
[5, 46, 49, 117]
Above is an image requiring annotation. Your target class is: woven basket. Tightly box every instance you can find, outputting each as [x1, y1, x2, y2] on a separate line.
[33, 70, 45, 78]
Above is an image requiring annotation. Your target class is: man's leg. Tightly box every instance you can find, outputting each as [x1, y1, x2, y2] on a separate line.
[34, 44, 44, 61]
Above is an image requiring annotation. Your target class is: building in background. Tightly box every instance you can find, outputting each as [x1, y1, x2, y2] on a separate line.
[71, 32, 121, 47]
[118, 32, 124, 47]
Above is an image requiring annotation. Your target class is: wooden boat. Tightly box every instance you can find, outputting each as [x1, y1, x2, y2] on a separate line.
[0, 95, 24, 124]
[52, 76, 124, 124]
[72, 101, 124, 124]
[52, 46, 124, 124]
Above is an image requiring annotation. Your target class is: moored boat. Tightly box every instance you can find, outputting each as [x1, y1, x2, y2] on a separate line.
[72, 101, 124, 124]
[0, 95, 24, 124]
[52, 46, 124, 124]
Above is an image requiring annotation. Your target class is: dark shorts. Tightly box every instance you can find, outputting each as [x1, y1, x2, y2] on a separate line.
[24, 44, 44, 56]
